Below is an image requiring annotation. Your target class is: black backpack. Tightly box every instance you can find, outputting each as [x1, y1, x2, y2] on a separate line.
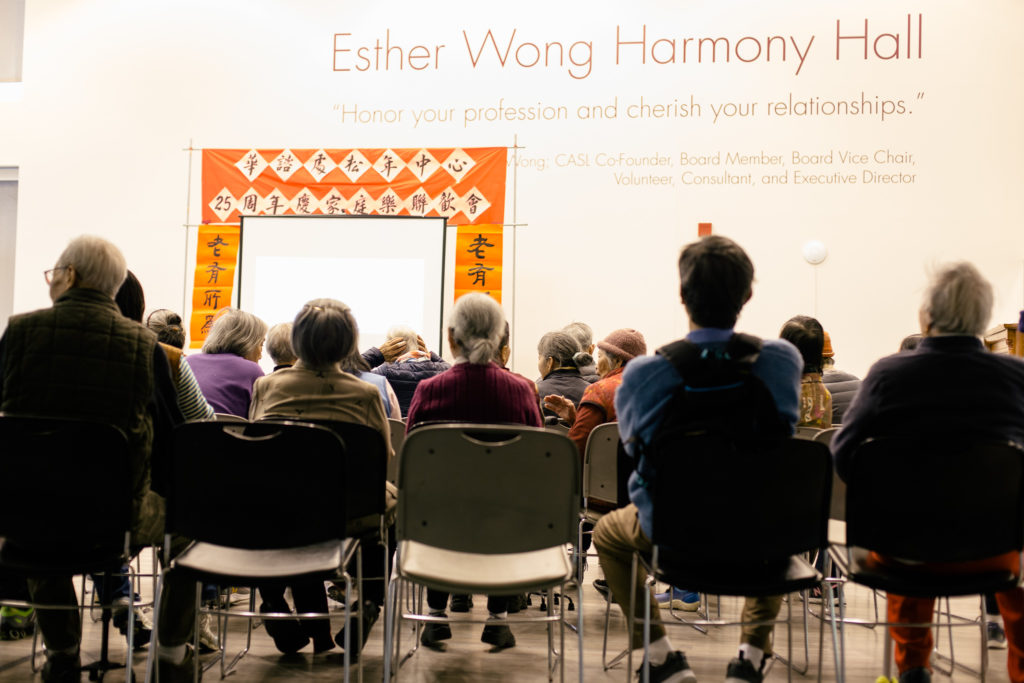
[635, 333, 789, 484]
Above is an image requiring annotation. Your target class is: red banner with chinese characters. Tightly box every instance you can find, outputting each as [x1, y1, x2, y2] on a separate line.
[195, 147, 507, 348]
[190, 225, 239, 348]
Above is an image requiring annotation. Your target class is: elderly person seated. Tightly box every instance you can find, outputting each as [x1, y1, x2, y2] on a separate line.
[780, 315, 832, 428]
[340, 346, 401, 418]
[833, 262, 1024, 683]
[248, 298, 393, 658]
[544, 328, 647, 460]
[405, 293, 542, 651]
[563, 321, 600, 382]
[536, 330, 589, 419]
[265, 322, 296, 371]
[366, 325, 450, 415]
[185, 308, 267, 417]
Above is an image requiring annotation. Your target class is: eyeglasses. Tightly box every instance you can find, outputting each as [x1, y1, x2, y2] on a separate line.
[43, 266, 70, 285]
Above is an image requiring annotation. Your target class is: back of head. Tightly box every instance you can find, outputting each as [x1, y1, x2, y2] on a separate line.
[678, 235, 754, 329]
[449, 293, 505, 365]
[597, 328, 647, 366]
[292, 298, 358, 370]
[202, 308, 268, 357]
[57, 235, 127, 298]
[899, 333, 924, 352]
[921, 261, 993, 336]
[562, 321, 594, 368]
[115, 270, 145, 322]
[386, 325, 419, 355]
[146, 309, 186, 348]
[537, 331, 580, 367]
[779, 315, 825, 374]
[265, 322, 296, 366]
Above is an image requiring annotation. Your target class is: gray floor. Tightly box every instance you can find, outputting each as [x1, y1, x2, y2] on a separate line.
[0, 560, 1011, 682]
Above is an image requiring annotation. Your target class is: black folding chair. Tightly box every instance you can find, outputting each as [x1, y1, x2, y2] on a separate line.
[637, 435, 836, 683]
[830, 437, 1024, 682]
[0, 414, 137, 681]
[149, 420, 358, 681]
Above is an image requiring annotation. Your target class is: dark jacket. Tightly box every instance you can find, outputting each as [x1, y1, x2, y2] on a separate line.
[832, 335, 1024, 481]
[536, 367, 590, 418]
[0, 288, 165, 532]
[822, 368, 861, 424]
[364, 349, 450, 416]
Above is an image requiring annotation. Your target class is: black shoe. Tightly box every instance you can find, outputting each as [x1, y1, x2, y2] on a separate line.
[725, 654, 763, 683]
[899, 667, 932, 683]
[259, 602, 309, 654]
[480, 623, 516, 650]
[450, 594, 473, 612]
[420, 621, 452, 648]
[988, 621, 1008, 649]
[593, 578, 610, 598]
[334, 600, 381, 658]
[156, 645, 201, 683]
[41, 650, 81, 683]
[638, 650, 696, 683]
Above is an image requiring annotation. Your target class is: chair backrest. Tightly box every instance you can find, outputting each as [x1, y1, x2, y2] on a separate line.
[583, 422, 619, 506]
[846, 437, 1024, 562]
[397, 424, 579, 554]
[387, 418, 406, 484]
[813, 427, 844, 519]
[651, 435, 831, 563]
[0, 414, 132, 552]
[794, 426, 822, 440]
[168, 421, 347, 549]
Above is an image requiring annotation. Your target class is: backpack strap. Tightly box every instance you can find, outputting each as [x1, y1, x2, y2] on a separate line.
[656, 333, 765, 384]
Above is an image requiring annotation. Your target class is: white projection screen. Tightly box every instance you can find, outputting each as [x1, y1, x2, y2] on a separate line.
[237, 215, 447, 372]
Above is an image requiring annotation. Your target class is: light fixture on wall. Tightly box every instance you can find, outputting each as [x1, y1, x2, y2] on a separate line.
[802, 240, 828, 265]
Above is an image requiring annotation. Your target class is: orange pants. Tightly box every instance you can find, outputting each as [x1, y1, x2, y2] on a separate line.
[878, 552, 1024, 681]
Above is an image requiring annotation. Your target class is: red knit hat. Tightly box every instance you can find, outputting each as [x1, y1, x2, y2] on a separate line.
[597, 328, 647, 361]
[822, 331, 834, 358]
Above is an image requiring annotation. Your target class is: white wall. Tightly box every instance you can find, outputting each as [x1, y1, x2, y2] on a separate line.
[1, 0, 1022, 378]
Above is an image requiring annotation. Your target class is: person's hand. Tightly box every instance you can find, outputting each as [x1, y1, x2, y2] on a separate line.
[543, 395, 576, 424]
[416, 335, 428, 352]
[379, 337, 407, 362]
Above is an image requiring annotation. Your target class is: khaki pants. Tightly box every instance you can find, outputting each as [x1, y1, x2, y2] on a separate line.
[593, 503, 782, 651]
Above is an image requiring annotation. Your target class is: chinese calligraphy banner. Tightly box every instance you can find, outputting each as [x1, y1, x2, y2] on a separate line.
[195, 147, 508, 349]
[190, 225, 239, 348]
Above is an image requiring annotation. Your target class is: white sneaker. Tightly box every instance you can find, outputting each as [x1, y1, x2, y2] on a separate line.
[197, 612, 219, 653]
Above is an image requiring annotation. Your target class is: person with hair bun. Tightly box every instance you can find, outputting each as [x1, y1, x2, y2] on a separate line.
[536, 330, 589, 419]
[405, 292, 542, 652]
[146, 309, 186, 349]
[563, 321, 600, 382]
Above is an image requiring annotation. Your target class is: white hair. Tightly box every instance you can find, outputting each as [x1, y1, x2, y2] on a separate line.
[449, 293, 505, 365]
[265, 322, 296, 366]
[922, 262, 993, 337]
[386, 325, 419, 353]
[56, 235, 127, 297]
[202, 308, 268, 357]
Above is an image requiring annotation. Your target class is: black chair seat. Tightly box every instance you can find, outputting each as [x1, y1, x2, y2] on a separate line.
[655, 551, 820, 597]
[172, 538, 354, 586]
[0, 538, 124, 577]
[832, 545, 1019, 599]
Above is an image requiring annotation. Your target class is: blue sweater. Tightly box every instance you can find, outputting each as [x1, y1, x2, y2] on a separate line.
[617, 328, 802, 537]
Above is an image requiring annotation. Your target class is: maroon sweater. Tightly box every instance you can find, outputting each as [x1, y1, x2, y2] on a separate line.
[406, 361, 542, 430]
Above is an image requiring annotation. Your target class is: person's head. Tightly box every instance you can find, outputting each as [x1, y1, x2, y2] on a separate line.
[202, 308, 268, 362]
[48, 235, 127, 302]
[115, 270, 145, 323]
[146, 309, 186, 348]
[899, 333, 924, 352]
[821, 330, 835, 368]
[779, 315, 826, 374]
[386, 325, 419, 357]
[677, 235, 754, 329]
[919, 262, 993, 337]
[291, 298, 358, 370]
[448, 293, 505, 365]
[537, 331, 581, 378]
[563, 321, 595, 369]
[495, 321, 511, 366]
[265, 322, 297, 367]
[595, 328, 646, 376]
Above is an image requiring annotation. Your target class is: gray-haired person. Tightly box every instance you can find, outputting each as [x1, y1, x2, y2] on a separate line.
[367, 324, 450, 415]
[185, 308, 267, 417]
[563, 321, 600, 382]
[536, 330, 589, 419]
[265, 322, 296, 371]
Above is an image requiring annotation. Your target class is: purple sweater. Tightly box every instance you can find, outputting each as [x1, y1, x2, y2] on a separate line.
[185, 352, 264, 417]
[406, 362, 542, 430]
